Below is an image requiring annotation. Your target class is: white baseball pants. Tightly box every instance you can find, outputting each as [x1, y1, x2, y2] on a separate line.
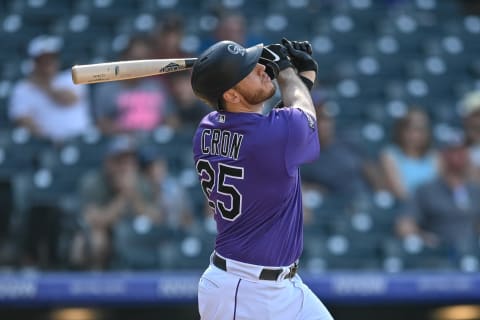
[198, 253, 334, 320]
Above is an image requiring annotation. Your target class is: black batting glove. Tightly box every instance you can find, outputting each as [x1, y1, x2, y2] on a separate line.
[264, 44, 293, 71]
[281, 38, 318, 74]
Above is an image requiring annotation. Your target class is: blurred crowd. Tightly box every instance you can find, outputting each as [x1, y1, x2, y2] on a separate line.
[1, 3, 480, 273]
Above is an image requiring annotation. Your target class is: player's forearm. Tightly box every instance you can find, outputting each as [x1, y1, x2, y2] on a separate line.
[276, 68, 316, 119]
[299, 70, 316, 86]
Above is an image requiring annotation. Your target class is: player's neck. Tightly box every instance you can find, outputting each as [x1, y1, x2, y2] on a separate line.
[225, 102, 263, 114]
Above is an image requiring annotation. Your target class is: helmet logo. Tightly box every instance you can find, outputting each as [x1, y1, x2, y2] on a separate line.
[261, 47, 280, 62]
[227, 44, 246, 56]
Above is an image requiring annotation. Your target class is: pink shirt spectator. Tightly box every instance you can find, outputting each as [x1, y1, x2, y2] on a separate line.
[93, 78, 172, 134]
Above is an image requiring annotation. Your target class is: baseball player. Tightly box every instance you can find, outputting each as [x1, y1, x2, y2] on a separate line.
[191, 38, 334, 320]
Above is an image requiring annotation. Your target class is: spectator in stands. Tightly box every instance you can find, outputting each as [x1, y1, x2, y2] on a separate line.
[164, 72, 210, 131]
[138, 147, 195, 233]
[150, 16, 196, 92]
[199, 11, 262, 52]
[8, 35, 91, 143]
[459, 90, 480, 182]
[71, 136, 162, 270]
[301, 102, 384, 197]
[151, 15, 188, 59]
[93, 35, 173, 135]
[380, 108, 439, 201]
[396, 132, 480, 257]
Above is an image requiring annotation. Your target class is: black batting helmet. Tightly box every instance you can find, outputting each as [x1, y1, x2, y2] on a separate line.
[191, 40, 278, 110]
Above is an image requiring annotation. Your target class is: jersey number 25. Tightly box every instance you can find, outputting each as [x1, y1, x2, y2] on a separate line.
[196, 159, 244, 221]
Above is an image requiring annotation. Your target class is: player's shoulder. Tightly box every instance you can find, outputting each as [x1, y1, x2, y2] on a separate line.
[197, 111, 218, 127]
[197, 111, 258, 127]
[194, 111, 217, 139]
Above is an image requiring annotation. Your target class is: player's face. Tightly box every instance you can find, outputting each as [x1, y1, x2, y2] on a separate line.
[233, 63, 276, 105]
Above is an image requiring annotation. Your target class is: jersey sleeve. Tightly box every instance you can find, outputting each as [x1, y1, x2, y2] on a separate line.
[281, 108, 320, 176]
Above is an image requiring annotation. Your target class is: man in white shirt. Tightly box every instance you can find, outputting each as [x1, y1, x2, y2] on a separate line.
[8, 35, 91, 143]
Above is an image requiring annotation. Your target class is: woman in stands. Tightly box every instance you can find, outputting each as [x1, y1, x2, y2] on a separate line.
[380, 108, 439, 201]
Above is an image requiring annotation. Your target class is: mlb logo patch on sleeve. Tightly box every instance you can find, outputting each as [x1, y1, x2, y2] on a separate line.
[218, 114, 226, 123]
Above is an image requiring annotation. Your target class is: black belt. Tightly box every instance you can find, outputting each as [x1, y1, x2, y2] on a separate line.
[213, 253, 298, 281]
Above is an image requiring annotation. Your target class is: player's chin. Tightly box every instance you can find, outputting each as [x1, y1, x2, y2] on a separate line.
[262, 78, 274, 91]
[265, 83, 276, 100]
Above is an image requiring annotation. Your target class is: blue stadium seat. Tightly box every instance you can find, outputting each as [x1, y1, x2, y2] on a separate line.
[19, 166, 81, 210]
[170, 231, 216, 270]
[0, 175, 14, 239]
[143, 127, 195, 175]
[319, 233, 382, 270]
[381, 236, 455, 271]
[111, 219, 177, 270]
[0, 131, 51, 177]
[62, 134, 109, 169]
[8, 0, 71, 19]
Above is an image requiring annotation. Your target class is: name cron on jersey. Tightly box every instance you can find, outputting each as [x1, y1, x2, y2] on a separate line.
[201, 129, 244, 160]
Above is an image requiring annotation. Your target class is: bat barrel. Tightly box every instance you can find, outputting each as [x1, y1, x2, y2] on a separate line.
[71, 58, 198, 84]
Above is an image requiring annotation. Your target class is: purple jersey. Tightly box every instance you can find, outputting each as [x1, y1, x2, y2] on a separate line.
[193, 107, 319, 266]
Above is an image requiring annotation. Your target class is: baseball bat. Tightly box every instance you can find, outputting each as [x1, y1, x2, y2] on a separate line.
[71, 58, 197, 84]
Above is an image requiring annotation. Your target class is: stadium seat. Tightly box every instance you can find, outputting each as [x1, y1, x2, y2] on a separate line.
[319, 232, 382, 270]
[0, 131, 51, 176]
[0, 177, 14, 239]
[62, 133, 108, 169]
[381, 236, 456, 270]
[309, 195, 350, 232]
[170, 231, 216, 270]
[8, 0, 71, 18]
[143, 126, 194, 175]
[0, 57, 24, 81]
[17, 166, 80, 212]
[111, 219, 180, 270]
[73, 0, 136, 21]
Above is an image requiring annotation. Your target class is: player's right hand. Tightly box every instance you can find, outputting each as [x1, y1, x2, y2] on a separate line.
[264, 43, 293, 71]
[281, 38, 318, 74]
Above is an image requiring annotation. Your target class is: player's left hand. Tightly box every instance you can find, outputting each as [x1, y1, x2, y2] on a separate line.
[264, 44, 293, 71]
[281, 38, 318, 74]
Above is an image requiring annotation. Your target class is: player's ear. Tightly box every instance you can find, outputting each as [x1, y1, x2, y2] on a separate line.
[222, 88, 240, 104]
